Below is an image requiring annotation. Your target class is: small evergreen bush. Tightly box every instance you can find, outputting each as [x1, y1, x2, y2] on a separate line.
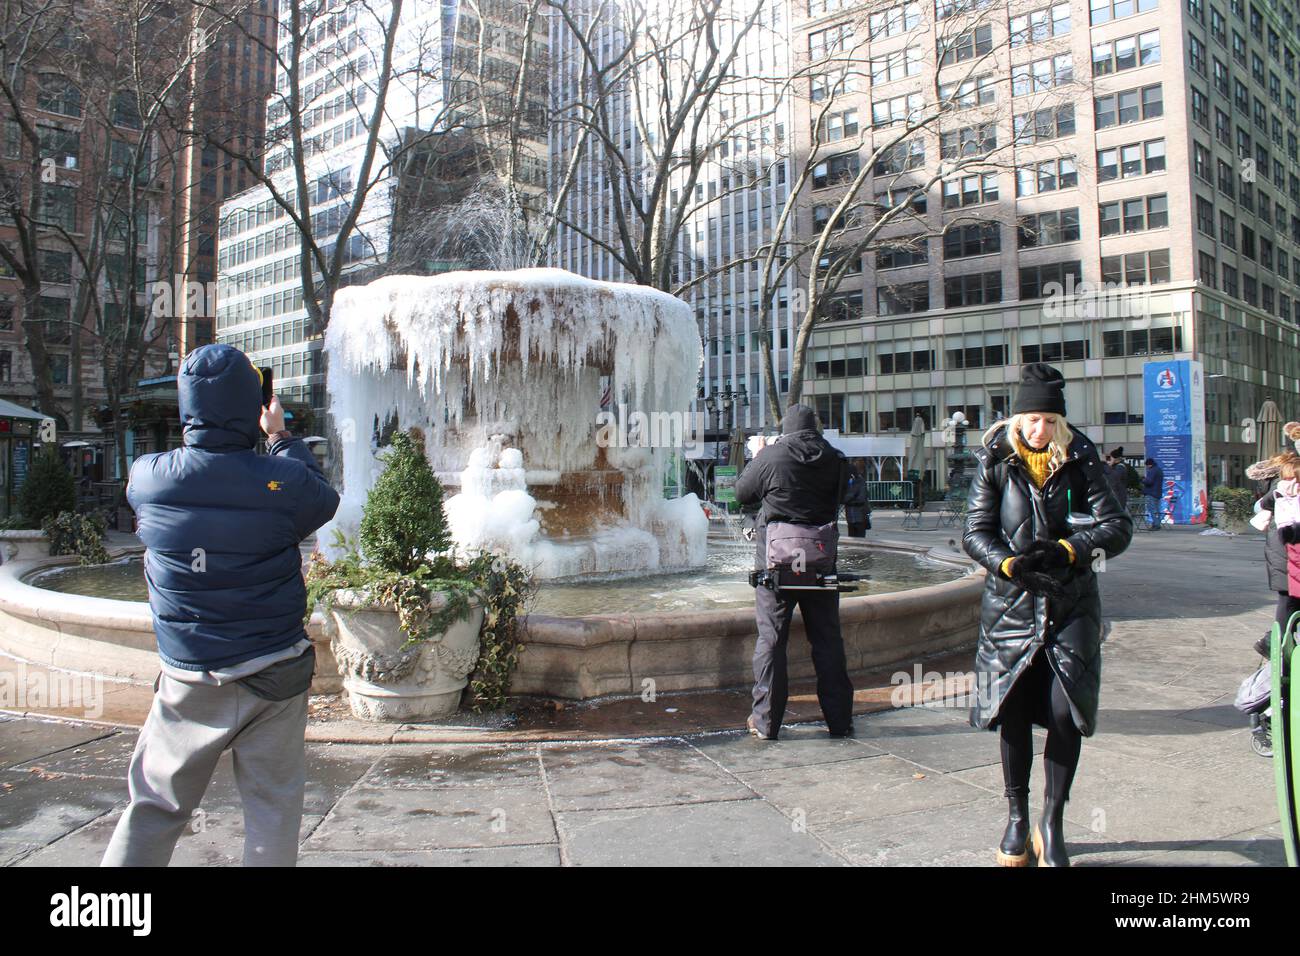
[359, 431, 451, 574]
[309, 428, 535, 712]
[43, 511, 110, 565]
[1211, 485, 1255, 524]
[17, 450, 76, 529]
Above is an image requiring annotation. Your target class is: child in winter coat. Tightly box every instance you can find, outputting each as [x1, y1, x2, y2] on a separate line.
[1248, 422, 1300, 654]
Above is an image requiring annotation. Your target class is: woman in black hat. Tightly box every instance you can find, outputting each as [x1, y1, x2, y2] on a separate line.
[962, 364, 1133, 866]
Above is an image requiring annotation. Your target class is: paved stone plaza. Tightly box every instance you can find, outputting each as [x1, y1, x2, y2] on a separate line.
[0, 512, 1287, 866]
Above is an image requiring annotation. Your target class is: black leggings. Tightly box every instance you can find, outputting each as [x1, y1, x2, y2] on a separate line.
[998, 648, 1082, 803]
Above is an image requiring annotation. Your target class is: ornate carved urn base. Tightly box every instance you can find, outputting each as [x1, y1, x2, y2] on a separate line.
[325, 589, 484, 722]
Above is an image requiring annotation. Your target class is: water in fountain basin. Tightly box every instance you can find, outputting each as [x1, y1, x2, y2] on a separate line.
[30, 547, 964, 617]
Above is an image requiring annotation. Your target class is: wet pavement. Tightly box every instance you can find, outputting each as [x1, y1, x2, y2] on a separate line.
[0, 512, 1287, 866]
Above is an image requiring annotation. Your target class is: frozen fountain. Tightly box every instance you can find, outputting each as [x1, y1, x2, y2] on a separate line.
[321, 268, 709, 579]
[2, 268, 985, 709]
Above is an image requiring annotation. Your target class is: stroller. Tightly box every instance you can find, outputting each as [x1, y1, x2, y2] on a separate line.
[1236, 660, 1273, 757]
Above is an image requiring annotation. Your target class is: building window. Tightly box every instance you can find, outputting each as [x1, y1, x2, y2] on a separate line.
[39, 249, 72, 283]
[946, 342, 1007, 368]
[1193, 141, 1211, 181]
[1097, 139, 1166, 181]
[940, 123, 997, 159]
[1090, 0, 1159, 24]
[877, 281, 931, 315]
[1094, 84, 1163, 128]
[1220, 211, 1236, 247]
[1013, 104, 1075, 143]
[873, 188, 927, 215]
[938, 25, 993, 66]
[872, 93, 924, 128]
[1092, 31, 1161, 75]
[943, 221, 1001, 258]
[1196, 195, 1215, 234]
[1198, 251, 1217, 286]
[943, 172, 999, 208]
[0, 350, 9, 382]
[1019, 260, 1082, 299]
[1101, 248, 1171, 284]
[939, 75, 997, 110]
[808, 21, 854, 59]
[1099, 194, 1167, 234]
[870, 45, 924, 83]
[873, 139, 925, 175]
[1012, 54, 1073, 95]
[813, 151, 860, 188]
[1010, 3, 1071, 46]
[817, 108, 859, 142]
[1222, 264, 1238, 296]
[39, 183, 77, 232]
[1190, 86, 1210, 127]
[944, 272, 1003, 307]
[51, 353, 70, 385]
[821, 290, 863, 322]
[868, 3, 922, 39]
[36, 74, 81, 117]
[875, 238, 929, 269]
[1018, 208, 1081, 247]
[1016, 157, 1078, 196]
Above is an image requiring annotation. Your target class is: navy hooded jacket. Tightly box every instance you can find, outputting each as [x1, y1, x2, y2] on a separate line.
[127, 344, 340, 671]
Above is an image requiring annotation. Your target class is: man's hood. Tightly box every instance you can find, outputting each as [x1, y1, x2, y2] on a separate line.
[779, 403, 830, 464]
[179, 344, 262, 451]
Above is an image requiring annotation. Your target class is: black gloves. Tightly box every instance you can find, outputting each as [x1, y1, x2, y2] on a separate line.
[1281, 523, 1300, 544]
[1024, 539, 1073, 569]
[1011, 563, 1066, 597]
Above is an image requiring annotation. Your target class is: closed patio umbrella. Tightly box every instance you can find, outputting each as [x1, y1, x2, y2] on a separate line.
[1257, 399, 1281, 463]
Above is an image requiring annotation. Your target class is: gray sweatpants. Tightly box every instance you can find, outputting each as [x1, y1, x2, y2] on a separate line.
[101, 673, 308, 867]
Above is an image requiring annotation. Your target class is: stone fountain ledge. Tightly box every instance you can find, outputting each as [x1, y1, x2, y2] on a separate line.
[0, 545, 342, 694]
[514, 542, 982, 699]
[0, 540, 982, 739]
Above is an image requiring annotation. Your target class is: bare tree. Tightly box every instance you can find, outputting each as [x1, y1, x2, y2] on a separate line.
[0, 0, 83, 424]
[544, 0, 783, 292]
[190, 0, 538, 339]
[752, 0, 1077, 419]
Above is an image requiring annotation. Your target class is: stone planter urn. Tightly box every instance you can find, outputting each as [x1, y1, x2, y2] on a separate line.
[0, 529, 50, 565]
[325, 588, 485, 721]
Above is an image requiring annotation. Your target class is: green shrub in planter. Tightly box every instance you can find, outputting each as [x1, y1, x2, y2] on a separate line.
[309, 428, 535, 711]
[17, 450, 75, 529]
[359, 430, 451, 575]
[43, 511, 110, 565]
[1210, 485, 1255, 525]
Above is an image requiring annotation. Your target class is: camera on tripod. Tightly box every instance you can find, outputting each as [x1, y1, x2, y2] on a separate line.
[748, 567, 861, 593]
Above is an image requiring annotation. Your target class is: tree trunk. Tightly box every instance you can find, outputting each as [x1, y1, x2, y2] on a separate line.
[21, 282, 61, 423]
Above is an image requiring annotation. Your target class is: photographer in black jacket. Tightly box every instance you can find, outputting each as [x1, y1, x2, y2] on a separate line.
[735, 404, 854, 740]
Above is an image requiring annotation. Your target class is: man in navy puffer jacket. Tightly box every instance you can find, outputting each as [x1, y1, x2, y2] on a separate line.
[102, 344, 339, 867]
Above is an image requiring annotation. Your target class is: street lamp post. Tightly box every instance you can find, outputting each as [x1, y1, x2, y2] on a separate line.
[702, 385, 749, 498]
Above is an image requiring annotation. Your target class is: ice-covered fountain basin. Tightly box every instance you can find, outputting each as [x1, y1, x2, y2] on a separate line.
[31, 543, 961, 615]
[4, 540, 982, 700]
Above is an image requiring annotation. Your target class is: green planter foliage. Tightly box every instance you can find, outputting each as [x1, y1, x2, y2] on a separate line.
[17, 450, 76, 529]
[1210, 485, 1255, 525]
[309, 428, 535, 712]
[359, 431, 451, 575]
[43, 511, 110, 565]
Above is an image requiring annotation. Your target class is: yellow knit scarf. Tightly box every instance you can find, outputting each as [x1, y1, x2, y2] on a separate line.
[1018, 445, 1054, 489]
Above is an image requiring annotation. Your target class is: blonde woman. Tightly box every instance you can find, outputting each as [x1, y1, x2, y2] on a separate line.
[962, 364, 1132, 866]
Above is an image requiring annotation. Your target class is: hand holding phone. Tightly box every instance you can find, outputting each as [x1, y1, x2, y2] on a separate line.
[259, 366, 274, 408]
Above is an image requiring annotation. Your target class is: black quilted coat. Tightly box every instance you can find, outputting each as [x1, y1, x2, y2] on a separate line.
[962, 424, 1133, 736]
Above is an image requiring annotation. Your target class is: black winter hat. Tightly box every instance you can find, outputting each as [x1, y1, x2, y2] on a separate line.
[1012, 363, 1067, 416]
[782, 404, 821, 435]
